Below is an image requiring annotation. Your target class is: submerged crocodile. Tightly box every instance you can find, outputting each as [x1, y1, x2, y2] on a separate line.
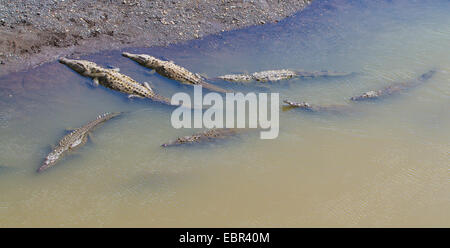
[122, 52, 231, 93]
[283, 100, 353, 113]
[284, 70, 437, 113]
[59, 58, 174, 105]
[350, 70, 436, 101]
[37, 112, 120, 173]
[161, 128, 241, 147]
[217, 69, 353, 83]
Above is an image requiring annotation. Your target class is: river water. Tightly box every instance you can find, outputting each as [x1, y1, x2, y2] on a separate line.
[0, 0, 449, 227]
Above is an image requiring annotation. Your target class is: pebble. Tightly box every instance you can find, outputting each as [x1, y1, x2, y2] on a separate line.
[0, 0, 312, 76]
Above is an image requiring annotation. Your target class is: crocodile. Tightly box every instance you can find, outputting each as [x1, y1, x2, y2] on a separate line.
[37, 112, 121, 173]
[59, 58, 174, 105]
[350, 70, 436, 101]
[217, 69, 353, 83]
[283, 70, 436, 113]
[283, 100, 353, 113]
[122, 52, 231, 93]
[161, 128, 241, 147]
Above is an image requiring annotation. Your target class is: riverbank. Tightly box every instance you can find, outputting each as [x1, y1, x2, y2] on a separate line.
[0, 0, 312, 77]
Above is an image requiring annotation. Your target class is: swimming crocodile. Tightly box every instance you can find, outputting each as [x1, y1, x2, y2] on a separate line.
[283, 100, 353, 113]
[350, 70, 436, 101]
[37, 112, 120, 173]
[161, 128, 241, 147]
[283, 70, 436, 113]
[122, 52, 231, 93]
[59, 58, 174, 105]
[217, 69, 353, 83]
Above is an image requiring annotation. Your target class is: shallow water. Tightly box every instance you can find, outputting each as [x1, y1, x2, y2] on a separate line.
[0, 0, 449, 227]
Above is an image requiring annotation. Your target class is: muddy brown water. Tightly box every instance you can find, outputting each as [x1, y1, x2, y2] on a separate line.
[0, 0, 449, 227]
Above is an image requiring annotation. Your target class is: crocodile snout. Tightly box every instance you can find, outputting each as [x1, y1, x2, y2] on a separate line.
[122, 52, 139, 60]
[122, 52, 132, 57]
[122, 52, 151, 66]
[37, 162, 51, 173]
[58, 57, 70, 64]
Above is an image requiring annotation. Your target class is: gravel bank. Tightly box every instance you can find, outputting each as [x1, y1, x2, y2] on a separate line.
[0, 0, 312, 76]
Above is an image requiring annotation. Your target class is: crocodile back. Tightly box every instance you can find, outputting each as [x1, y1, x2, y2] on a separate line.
[100, 70, 155, 98]
[158, 61, 203, 85]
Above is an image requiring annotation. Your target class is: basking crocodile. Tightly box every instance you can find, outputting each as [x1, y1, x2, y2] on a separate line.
[59, 58, 174, 105]
[161, 128, 241, 147]
[217, 69, 353, 83]
[283, 100, 353, 113]
[122, 52, 231, 93]
[350, 70, 436, 101]
[37, 112, 120, 173]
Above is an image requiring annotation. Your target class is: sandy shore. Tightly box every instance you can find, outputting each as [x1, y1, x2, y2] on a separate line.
[0, 0, 312, 77]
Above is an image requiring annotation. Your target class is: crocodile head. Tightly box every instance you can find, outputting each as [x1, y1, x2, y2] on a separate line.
[122, 52, 162, 69]
[37, 147, 66, 173]
[59, 58, 99, 75]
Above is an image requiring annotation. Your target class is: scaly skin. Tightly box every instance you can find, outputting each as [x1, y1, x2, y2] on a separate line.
[218, 70, 297, 83]
[252, 69, 298, 82]
[283, 100, 352, 113]
[59, 58, 173, 105]
[350, 70, 436, 101]
[37, 112, 120, 173]
[217, 69, 353, 83]
[161, 128, 241, 147]
[122, 52, 231, 93]
[217, 73, 254, 82]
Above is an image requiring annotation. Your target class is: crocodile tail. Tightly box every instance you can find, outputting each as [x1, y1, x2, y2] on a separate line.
[200, 81, 232, 94]
[150, 93, 176, 106]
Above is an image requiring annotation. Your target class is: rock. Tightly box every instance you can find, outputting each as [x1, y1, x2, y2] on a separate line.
[0, 0, 313, 77]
